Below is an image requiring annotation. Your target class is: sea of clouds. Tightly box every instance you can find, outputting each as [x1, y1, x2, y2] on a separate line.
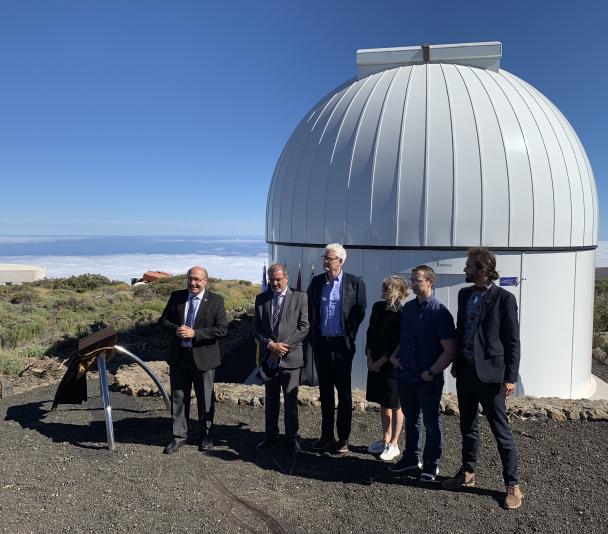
[0, 253, 267, 283]
[0, 236, 606, 284]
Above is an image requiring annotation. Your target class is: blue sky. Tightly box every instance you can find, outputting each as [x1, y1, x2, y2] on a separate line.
[0, 0, 606, 238]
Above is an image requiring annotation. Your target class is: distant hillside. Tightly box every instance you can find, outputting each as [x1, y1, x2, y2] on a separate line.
[0, 274, 259, 376]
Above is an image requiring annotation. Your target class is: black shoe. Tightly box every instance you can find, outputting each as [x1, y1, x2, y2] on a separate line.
[256, 437, 278, 450]
[163, 438, 185, 454]
[289, 438, 302, 454]
[310, 437, 336, 451]
[389, 458, 421, 474]
[335, 440, 349, 454]
[198, 436, 214, 451]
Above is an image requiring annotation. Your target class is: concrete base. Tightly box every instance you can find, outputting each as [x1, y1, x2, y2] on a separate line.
[589, 375, 608, 400]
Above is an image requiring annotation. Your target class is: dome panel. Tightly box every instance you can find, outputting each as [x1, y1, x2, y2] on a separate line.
[443, 64, 482, 245]
[346, 69, 398, 244]
[396, 65, 427, 246]
[460, 67, 510, 246]
[369, 67, 412, 245]
[324, 74, 379, 244]
[425, 64, 455, 246]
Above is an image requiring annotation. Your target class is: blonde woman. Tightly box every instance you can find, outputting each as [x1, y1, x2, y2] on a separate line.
[365, 276, 408, 461]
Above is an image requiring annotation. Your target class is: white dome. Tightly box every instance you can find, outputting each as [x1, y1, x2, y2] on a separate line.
[267, 46, 598, 249]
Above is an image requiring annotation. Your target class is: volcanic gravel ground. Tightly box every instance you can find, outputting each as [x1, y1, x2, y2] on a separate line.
[1, 382, 607, 534]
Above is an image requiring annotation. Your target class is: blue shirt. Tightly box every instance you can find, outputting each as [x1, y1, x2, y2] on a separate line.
[399, 296, 455, 384]
[462, 287, 491, 359]
[181, 290, 203, 348]
[320, 271, 343, 336]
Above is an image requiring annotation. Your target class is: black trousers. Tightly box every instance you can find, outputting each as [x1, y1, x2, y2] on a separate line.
[264, 366, 300, 440]
[456, 365, 519, 485]
[314, 337, 353, 442]
[169, 348, 215, 441]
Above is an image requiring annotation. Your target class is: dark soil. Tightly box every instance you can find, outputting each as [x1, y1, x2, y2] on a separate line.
[1, 382, 607, 534]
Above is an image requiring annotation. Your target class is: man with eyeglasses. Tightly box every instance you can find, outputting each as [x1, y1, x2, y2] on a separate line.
[159, 266, 228, 454]
[307, 243, 366, 454]
[253, 263, 309, 454]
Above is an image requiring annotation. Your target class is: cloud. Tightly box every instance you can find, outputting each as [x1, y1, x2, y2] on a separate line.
[0, 253, 266, 283]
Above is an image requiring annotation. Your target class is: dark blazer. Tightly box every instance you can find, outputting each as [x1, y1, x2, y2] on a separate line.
[253, 288, 309, 369]
[453, 285, 520, 384]
[159, 289, 228, 371]
[307, 271, 367, 354]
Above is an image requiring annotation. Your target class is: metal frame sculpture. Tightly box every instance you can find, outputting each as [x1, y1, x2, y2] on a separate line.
[53, 327, 170, 451]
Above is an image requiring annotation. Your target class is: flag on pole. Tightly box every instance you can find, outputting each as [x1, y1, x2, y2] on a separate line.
[256, 264, 269, 366]
[309, 264, 315, 286]
[296, 266, 302, 291]
[262, 264, 268, 292]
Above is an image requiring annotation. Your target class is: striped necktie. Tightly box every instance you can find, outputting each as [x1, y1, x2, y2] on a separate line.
[186, 296, 198, 328]
[272, 293, 282, 337]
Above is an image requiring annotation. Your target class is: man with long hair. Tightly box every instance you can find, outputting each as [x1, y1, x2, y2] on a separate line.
[442, 248, 523, 509]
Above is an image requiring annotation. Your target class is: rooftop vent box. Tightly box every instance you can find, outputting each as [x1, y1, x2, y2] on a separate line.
[356, 41, 502, 79]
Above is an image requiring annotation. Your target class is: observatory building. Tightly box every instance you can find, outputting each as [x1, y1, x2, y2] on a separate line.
[266, 42, 599, 399]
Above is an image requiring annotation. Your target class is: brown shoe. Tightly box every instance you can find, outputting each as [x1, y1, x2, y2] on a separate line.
[310, 437, 336, 451]
[335, 440, 349, 454]
[504, 484, 523, 509]
[441, 468, 476, 490]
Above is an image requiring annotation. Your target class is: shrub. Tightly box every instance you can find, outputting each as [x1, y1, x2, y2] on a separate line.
[33, 274, 119, 292]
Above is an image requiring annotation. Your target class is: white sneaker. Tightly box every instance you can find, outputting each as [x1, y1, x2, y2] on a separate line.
[379, 444, 401, 462]
[367, 439, 386, 454]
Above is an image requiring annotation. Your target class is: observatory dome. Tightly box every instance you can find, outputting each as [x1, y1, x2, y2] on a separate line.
[267, 42, 598, 250]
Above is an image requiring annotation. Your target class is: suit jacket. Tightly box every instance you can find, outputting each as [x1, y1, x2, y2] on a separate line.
[159, 289, 228, 372]
[253, 287, 309, 369]
[453, 284, 520, 384]
[307, 271, 366, 354]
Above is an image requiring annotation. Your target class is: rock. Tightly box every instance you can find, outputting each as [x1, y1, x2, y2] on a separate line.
[0, 378, 15, 399]
[546, 407, 567, 422]
[251, 396, 262, 407]
[30, 368, 46, 378]
[592, 331, 608, 351]
[592, 347, 607, 364]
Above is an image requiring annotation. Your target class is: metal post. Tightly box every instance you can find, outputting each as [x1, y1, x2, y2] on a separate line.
[97, 351, 115, 451]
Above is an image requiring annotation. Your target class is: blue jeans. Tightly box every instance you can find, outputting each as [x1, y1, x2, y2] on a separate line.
[397, 375, 444, 472]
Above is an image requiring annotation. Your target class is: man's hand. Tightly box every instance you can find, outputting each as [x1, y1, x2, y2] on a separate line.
[268, 341, 289, 357]
[502, 382, 515, 396]
[176, 326, 195, 339]
[390, 356, 402, 369]
[420, 370, 434, 382]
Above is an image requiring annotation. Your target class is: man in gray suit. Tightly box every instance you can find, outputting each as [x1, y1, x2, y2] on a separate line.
[159, 266, 228, 454]
[253, 263, 309, 454]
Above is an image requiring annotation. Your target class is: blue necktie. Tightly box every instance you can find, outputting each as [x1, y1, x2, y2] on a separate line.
[186, 297, 198, 328]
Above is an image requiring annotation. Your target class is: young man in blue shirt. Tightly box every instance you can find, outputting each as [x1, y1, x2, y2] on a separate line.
[390, 265, 456, 480]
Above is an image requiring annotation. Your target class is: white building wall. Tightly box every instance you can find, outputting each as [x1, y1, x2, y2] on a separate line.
[270, 245, 595, 399]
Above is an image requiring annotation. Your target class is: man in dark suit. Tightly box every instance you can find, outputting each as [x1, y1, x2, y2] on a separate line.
[159, 266, 227, 454]
[442, 248, 523, 509]
[253, 263, 309, 454]
[307, 243, 366, 454]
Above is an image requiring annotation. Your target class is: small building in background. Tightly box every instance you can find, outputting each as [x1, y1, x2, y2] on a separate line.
[0, 263, 46, 285]
[131, 271, 172, 285]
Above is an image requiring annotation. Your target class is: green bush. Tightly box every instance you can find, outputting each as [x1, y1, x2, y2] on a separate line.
[32, 274, 120, 293]
[594, 280, 608, 332]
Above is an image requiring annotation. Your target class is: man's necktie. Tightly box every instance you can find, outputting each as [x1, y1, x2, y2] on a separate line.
[272, 293, 282, 337]
[186, 297, 198, 328]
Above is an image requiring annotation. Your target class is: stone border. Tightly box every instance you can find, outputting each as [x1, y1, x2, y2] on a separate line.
[110, 362, 608, 422]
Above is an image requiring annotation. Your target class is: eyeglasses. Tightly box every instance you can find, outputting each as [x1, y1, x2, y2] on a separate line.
[322, 255, 340, 263]
[269, 276, 287, 283]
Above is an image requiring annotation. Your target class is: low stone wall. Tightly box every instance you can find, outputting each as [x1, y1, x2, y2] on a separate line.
[111, 362, 608, 422]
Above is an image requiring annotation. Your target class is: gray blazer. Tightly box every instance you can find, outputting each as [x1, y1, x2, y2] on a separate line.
[253, 288, 309, 369]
